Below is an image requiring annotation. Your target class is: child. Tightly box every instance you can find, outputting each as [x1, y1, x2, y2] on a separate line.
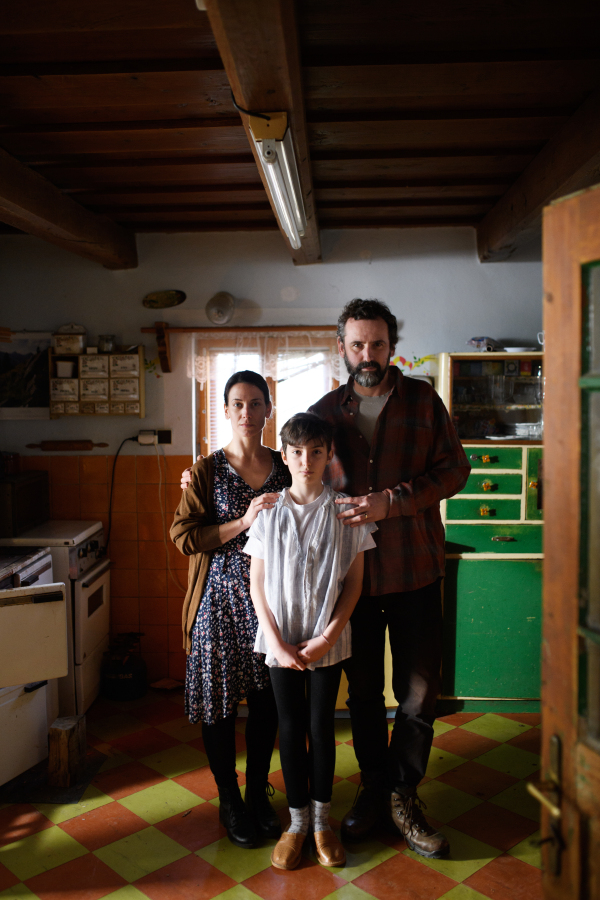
[245, 412, 377, 870]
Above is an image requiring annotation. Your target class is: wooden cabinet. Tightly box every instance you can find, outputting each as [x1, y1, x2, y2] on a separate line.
[438, 351, 544, 713]
[49, 345, 145, 418]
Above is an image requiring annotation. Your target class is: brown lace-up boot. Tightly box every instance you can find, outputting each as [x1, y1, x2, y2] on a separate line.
[341, 773, 387, 841]
[389, 789, 450, 859]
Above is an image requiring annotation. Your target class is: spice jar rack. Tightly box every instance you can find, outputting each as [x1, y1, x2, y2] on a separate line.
[49, 345, 145, 418]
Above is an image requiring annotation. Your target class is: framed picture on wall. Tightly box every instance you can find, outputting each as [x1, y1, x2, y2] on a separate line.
[0, 332, 52, 419]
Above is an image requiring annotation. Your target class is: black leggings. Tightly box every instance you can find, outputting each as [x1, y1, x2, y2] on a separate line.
[269, 663, 343, 809]
[201, 683, 278, 789]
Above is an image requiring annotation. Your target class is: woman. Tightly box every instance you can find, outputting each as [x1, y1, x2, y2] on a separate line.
[170, 371, 290, 849]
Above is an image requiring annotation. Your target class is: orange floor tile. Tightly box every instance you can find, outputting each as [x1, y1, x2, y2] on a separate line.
[0, 692, 543, 900]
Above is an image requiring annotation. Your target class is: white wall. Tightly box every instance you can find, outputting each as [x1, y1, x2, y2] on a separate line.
[0, 227, 542, 455]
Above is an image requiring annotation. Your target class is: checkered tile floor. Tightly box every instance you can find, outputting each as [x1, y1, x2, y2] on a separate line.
[0, 691, 543, 900]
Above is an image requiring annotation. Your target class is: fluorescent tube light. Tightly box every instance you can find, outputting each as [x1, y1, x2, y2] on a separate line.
[250, 125, 307, 251]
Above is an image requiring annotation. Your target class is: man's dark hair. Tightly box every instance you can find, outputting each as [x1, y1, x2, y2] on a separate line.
[337, 298, 398, 347]
[224, 370, 270, 406]
[280, 412, 333, 453]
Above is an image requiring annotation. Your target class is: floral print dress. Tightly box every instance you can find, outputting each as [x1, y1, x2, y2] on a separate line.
[185, 447, 290, 725]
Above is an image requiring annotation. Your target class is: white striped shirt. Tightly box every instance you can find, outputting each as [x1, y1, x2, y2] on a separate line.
[244, 486, 377, 669]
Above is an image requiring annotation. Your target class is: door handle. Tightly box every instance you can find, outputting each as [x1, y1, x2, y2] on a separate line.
[527, 780, 561, 819]
[491, 535, 515, 542]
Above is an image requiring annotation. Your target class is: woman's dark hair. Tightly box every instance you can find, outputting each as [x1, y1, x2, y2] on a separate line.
[280, 412, 334, 453]
[224, 370, 270, 406]
[337, 298, 398, 347]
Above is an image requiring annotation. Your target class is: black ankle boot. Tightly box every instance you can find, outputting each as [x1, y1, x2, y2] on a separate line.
[218, 782, 259, 849]
[245, 781, 282, 839]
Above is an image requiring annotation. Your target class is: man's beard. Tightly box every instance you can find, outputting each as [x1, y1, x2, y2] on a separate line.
[343, 352, 390, 388]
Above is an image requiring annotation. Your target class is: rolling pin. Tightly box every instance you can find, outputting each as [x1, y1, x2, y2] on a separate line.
[26, 441, 109, 451]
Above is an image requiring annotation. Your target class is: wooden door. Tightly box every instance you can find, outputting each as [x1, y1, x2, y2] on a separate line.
[541, 184, 600, 898]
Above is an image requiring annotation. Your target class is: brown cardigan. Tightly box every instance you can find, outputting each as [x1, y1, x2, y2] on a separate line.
[170, 454, 223, 653]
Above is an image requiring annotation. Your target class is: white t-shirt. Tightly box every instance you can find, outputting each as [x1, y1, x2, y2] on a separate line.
[244, 487, 376, 559]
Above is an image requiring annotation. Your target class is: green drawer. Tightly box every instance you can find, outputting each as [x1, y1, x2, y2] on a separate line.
[464, 447, 523, 469]
[526, 448, 543, 521]
[442, 558, 542, 699]
[461, 473, 522, 495]
[446, 498, 521, 520]
[446, 523, 543, 554]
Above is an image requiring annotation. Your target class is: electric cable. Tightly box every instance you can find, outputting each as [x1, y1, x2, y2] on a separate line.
[230, 90, 271, 121]
[103, 436, 138, 556]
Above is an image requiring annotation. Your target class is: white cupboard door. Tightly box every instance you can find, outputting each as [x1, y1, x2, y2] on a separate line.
[0, 582, 68, 688]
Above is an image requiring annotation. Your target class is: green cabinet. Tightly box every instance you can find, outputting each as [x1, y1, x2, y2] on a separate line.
[442, 559, 542, 699]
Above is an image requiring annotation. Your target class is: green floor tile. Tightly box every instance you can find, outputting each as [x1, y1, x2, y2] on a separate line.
[98, 751, 135, 773]
[508, 830, 542, 869]
[217, 887, 270, 900]
[141, 743, 208, 778]
[118, 779, 203, 824]
[267, 787, 289, 811]
[403, 825, 501, 882]
[94, 825, 189, 882]
[425, 748, 466, 779]
[0, 886, 39, 900]
[87, 714, 148, 742]
[417, 780, 482, 824]
[439, 885, 490, 900]
[322, 883, 382, 900]
[434, 720, 457, 737]
[489, 780, 541, 822]
[334, 744, 361, 779]
[330, 778, 360, 824]
[268, 748, 281, 774]
[474, 744, 540, 780]
[334, 720, 354, 743]
[157, 716, 204, 743]
[34, 785, 113, 824]
[460, 714, 531, 744]
[197, 837, 274, 882]
[102, 888, 150, 900]
[0, 826, 88, 881]
[313, 836, 397, 881]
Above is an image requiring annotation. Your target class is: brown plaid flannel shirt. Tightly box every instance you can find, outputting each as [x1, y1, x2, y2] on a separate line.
[309, 367, 470, 595]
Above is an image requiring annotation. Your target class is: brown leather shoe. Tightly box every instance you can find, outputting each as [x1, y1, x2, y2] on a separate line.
[341, 774, 386, 841]
[314, 830, 346, 867]
[389, 790, 450, 859]
[271, 829, 306, 870]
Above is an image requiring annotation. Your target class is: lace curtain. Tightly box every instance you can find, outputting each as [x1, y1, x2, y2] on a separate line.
[187, 330, 344, 388]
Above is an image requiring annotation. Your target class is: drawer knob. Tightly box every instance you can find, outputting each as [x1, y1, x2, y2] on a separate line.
[480, 505, 491, 516]
[470, 454, 479, 460]
[482, 480, 494, 491]
[529, 480, 539, 489]
[481, 454, 491, 463]
[491, 535, 516, 542]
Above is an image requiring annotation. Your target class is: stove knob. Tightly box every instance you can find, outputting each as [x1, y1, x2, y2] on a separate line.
[88, 540, 99, 552]
[78, 546, 88, 558]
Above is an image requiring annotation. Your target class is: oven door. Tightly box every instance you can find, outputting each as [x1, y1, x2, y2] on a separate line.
[0, 582, 68, 688]
[73, 558, 110, 665]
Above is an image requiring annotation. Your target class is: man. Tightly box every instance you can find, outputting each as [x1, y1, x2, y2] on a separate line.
[308, 298, 470, 858]
[182, 298, 470, 857]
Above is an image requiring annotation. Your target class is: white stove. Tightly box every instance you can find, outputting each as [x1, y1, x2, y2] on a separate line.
[0, 521, 111, 715]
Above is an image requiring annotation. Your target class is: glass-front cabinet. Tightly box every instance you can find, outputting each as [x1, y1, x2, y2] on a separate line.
[438, 352, 544, 714]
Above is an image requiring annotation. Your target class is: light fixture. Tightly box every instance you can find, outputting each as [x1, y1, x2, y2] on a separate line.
[206, 291, 236, 325]
[248, 112, 307, 250]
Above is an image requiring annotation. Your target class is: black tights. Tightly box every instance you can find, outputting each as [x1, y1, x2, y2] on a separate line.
[201, 683, 278, 789]
[269, 663, 342, 809]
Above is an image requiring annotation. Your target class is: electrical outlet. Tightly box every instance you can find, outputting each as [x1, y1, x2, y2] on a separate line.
[138, 430, 157, 445]
[157, 430, 172, 444]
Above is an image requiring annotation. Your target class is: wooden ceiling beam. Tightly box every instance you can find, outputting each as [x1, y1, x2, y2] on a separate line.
[477, 90, 600, 262]
[204, 0, 321, 265]
[0, 0, 202, 34]
[304, 61, 600, 107]
[0, 147, 137, 268]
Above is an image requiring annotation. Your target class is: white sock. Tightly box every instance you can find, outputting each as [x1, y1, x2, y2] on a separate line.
[288, 804, 310, 835]
[310, 799, 332, 833]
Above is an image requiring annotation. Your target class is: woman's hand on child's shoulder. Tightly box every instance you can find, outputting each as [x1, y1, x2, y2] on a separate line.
[297, 636, 331, 665]
[240, 492, 280, 530]
[275, 641, 307, 670]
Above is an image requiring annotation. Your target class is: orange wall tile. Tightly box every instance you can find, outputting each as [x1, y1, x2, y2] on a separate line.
[30, 455, 195, 685]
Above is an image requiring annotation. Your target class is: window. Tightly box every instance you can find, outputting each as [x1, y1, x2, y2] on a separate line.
[190, 329, 341, 454]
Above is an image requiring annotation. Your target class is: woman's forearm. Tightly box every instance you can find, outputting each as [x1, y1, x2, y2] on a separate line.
[218, 517, 248, 544]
